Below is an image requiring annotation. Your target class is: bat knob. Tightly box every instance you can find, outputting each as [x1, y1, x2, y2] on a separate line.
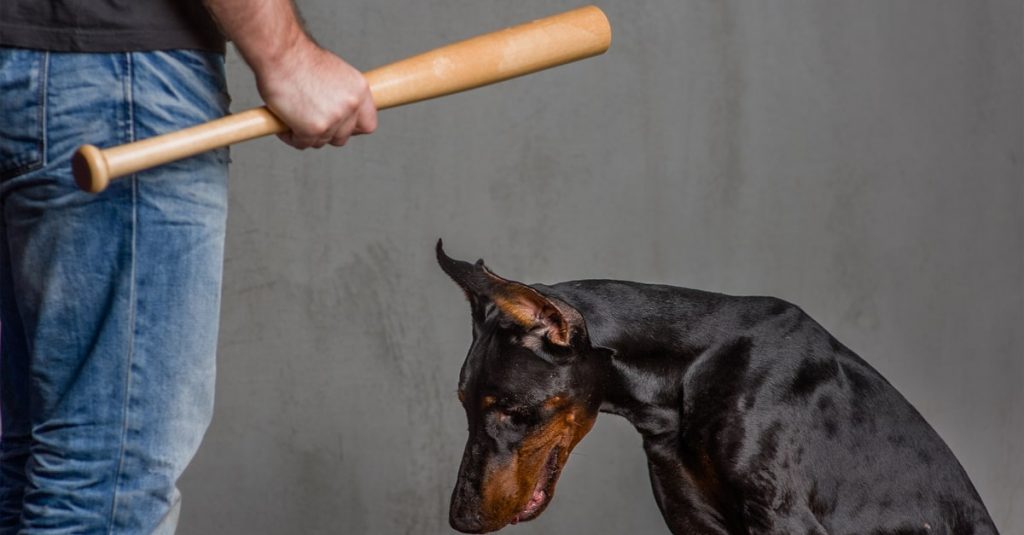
[72, 145, 111, 193]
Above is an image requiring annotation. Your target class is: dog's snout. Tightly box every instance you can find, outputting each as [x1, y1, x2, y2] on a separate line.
[449, 466, 483, 533]
[450, 485, 488, 533]
[450, 461, 491, 533]
[449, 506, 486, 534]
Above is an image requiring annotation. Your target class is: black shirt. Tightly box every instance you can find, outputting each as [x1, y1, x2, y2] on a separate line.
[0, 0, 225, 53]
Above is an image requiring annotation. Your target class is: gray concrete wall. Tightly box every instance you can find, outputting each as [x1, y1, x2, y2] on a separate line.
[178, 1, 1023, 533]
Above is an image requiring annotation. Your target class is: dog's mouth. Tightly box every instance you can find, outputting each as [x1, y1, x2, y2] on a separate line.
[510, 446, 562, 525]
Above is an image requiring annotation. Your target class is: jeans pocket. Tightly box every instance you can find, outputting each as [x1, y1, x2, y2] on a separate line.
[0, 49, 46, 181]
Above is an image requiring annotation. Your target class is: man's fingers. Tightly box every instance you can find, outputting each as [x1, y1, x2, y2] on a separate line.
[284, 105, 362, 150]
[277, 131, 317, 150]
[319, 113, 349, 147]
[276, 132, 302, 149]
[330, 113, 359, 146]
[353, 97, 378, 135]
[331, 132, 352, 148]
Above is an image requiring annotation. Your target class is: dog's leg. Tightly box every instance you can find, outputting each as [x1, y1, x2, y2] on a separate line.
[643, 439, 731, 535]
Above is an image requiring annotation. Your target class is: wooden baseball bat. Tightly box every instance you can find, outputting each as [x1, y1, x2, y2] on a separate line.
[72, 5, 611, 193]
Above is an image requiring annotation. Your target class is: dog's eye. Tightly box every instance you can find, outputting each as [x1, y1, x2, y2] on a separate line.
[489, 405, 522, 421]
[491, 407, 530, 428]
[505, 405, 527, 415]
[501, 405, 537, 425]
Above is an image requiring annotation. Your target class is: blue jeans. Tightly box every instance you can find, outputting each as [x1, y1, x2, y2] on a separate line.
[0, 48, 230, 533]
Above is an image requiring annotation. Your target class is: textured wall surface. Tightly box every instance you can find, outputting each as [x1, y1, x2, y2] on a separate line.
[178, 1, 1023, 533]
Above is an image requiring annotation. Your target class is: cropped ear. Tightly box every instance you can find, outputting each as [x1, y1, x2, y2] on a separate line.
[436, 240, 583, 347]
[436, 239, 495, 320]
[436, 239, 486, 296]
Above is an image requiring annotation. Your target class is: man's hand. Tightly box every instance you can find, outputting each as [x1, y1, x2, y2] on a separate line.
[203, 0, 377, 149]
[256, 38, 377, 149]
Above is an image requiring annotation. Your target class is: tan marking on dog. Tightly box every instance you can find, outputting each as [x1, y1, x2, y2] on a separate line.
[478, 403, 598, 528]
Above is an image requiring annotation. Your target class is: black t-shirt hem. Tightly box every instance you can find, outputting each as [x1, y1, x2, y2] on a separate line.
[0, 22, 225, 53]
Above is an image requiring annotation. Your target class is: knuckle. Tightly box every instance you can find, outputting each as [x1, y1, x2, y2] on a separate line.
[343, 95, 361, 112]
[310, 119, 332, 136]
[354, 77, 370, 95]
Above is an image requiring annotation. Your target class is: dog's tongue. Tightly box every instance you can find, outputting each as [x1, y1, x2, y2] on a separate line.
[510, 489, 547, 525]
[528, 489, 546, 509]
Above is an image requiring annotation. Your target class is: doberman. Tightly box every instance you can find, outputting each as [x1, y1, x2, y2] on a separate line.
[436, 241, 999, 534]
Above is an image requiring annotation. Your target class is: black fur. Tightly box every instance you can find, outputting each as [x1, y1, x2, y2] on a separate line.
[439, 243, 998, 534]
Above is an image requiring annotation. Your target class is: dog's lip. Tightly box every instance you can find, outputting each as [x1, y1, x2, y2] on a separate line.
[510, 446, 562, 525]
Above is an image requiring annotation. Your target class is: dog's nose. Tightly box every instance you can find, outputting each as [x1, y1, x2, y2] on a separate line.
[449, 507, 486, 534]
[449, 489, 486, 534]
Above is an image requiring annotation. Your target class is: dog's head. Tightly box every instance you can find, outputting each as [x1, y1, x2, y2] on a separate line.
[437, 241, 607, 533]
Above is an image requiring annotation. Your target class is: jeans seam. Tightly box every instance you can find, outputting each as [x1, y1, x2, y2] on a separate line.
[107, 51, 137, 535]
[39, 52, 48, 167]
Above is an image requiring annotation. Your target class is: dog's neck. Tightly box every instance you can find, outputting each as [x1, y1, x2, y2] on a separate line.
[593, 328, 702, 441]
[539, 281, 724, 442]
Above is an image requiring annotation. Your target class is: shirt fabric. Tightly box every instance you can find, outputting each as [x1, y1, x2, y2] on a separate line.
[0, 0, 225, 53]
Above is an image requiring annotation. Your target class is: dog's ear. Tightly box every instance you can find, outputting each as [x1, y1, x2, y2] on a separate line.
[436, 239, 492, 320]
[436, 239, 500, 302]
[435, 240, 582, 347]
[489, 282, 580, 347]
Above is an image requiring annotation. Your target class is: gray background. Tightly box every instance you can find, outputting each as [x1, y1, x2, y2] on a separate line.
[178, 1, 1023, 533]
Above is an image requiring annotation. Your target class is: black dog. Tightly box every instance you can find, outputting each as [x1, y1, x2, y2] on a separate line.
[437, 242, 998, 534]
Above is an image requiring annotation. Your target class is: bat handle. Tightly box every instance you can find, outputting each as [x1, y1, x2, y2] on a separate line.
[71, 145, 109, 193]
[72, 107, 287, 193]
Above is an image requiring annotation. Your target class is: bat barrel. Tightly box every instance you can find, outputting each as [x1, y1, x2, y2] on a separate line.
[366, 5, 611, 110]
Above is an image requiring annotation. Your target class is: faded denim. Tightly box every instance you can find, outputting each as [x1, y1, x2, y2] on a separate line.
[0, 48, 230, 534]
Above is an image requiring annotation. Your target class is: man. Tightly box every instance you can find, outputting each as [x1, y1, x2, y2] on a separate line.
[0, 0, 376, 532]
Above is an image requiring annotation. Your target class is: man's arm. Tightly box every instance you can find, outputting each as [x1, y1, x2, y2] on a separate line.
[203, 0, 377, 149]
